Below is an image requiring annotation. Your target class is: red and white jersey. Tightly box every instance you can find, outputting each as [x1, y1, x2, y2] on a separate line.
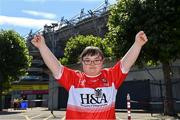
[57, 61, 128, 119]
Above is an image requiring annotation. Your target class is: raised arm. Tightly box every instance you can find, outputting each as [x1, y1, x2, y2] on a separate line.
[121, 31, 148, 73]
[31, 34, 63, 79]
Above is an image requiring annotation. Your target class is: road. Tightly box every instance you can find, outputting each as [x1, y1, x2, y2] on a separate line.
[0, 107, 179, 120]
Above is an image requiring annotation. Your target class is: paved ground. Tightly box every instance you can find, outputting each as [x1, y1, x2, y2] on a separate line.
[0, 107, 179, 120]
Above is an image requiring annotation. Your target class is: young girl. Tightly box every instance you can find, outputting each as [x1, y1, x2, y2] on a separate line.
[31, 31, 148, 119]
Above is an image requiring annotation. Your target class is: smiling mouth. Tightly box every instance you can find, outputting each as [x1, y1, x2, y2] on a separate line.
[89, 68, 95, 70]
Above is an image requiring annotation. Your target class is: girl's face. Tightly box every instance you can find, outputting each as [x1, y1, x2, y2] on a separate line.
[82, 54, 104, 76]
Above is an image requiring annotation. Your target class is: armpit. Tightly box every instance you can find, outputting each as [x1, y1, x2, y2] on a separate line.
[54, 65, 64, 80]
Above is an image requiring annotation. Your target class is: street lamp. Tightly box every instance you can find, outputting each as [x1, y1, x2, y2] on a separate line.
[45, 23, 58, 117]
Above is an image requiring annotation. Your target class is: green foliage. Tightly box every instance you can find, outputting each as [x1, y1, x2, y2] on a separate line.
[0, 30, 32, 93]
[60, 35, 112, 65]
[106, 0, 180, 115]
[107, 0, 180, 64]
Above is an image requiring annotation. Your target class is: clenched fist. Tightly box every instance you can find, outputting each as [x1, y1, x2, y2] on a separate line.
[135, 31, 148, 47]
[31, 34, 46, 49]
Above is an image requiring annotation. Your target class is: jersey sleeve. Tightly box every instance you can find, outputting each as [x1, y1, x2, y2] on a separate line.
[109, 61, 128, 89]
[56, 66, 78, 91]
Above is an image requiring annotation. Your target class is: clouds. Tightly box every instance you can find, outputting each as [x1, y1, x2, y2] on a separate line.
[0, 15, 57, 29]
[23, 0, 107, 2]
[1, 0, 117, 35]
[22, 10, 57, 19]
[0, 9, 57, 29]
[23, 0, 116, 3]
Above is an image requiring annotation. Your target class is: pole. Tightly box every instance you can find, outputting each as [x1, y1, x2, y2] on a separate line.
[51, 27, 55, 117]
[160, 80, 164, 114]
[127, 93, 131, 120]
[50, 23, 58, 118]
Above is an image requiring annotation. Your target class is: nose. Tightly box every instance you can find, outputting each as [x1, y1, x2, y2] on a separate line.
[89, 61, 96, 65]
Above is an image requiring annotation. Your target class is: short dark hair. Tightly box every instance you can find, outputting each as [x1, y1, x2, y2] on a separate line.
[80, 46, 104, 60]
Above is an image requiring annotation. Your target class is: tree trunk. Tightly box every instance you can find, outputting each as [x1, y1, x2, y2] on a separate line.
[162, 61, 175, 116]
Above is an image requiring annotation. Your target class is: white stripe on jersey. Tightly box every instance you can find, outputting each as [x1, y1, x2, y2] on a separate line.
[67, 83, 117, 111]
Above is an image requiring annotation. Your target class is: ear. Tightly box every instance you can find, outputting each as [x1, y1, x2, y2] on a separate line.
[102, 58, 105, 62]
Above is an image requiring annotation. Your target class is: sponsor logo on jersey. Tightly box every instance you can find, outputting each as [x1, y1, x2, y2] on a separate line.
[80, 89, 108, 107]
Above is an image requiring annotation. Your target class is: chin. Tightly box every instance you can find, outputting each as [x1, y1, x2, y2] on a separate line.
[89, 72, 100, 76]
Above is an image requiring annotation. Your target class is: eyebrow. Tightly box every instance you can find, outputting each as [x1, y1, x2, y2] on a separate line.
[83, 56, 102, 60]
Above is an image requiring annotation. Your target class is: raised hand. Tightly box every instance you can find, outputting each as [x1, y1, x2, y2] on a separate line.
[135, 31, 148, 47]
[121, 31, 148, 73]
[31, 34, 46, 49]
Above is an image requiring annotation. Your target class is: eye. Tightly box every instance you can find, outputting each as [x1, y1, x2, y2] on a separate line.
[83, 59, 91, 63]
[98, 59, 102, 62]
[85, 60, 90, 62]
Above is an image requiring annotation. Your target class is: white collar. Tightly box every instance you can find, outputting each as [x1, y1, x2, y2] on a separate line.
[84, 73, 101, 78]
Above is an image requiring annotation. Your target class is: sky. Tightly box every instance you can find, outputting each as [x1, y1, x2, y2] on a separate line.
[0, 0, 117, 37]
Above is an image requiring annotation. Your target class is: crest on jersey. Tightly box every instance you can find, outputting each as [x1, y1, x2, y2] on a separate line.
[102, 78, 109, 86]
[102, 78, 107, 83]
[95, 89, 102, 98]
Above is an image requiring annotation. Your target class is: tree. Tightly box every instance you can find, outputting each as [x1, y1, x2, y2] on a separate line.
[0, 30, 31, 110]
[60, 35, 112, 65]
[106, 0, 180, 115]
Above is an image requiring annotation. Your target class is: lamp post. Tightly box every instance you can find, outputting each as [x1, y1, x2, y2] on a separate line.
[48, 23, 58, 117]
